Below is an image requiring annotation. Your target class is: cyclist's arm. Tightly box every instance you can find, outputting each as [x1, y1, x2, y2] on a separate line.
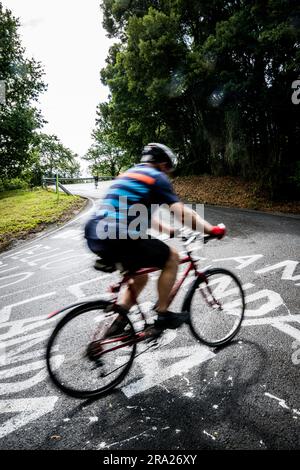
[151, 217, 174, 236]
[170, 202, 213, 234]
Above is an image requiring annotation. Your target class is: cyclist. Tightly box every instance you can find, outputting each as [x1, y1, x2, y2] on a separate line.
[85, 143, 226, 337]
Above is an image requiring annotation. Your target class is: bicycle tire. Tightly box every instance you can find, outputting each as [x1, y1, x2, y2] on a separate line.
[182, 268, 245, 347]
[46, 300, 136, 399]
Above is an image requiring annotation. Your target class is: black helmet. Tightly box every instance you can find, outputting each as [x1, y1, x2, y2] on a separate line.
[141, 143, 177, 170]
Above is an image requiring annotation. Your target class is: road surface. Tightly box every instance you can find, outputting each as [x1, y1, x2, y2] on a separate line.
[0, 182, 299, 450]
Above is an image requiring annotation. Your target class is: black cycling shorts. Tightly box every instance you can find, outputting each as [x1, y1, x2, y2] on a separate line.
[87, 238, 170, 272]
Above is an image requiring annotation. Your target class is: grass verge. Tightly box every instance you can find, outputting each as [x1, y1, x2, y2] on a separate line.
[0, 188, 87, 252]
[173, 176, 300, 215]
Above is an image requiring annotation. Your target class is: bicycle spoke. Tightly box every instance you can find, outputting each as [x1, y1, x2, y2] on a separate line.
[186, 269, 245, 346]
[47, 303, 136, 398]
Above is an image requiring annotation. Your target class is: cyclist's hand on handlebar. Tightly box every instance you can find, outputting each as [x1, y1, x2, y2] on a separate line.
[210, 224, 226, 239]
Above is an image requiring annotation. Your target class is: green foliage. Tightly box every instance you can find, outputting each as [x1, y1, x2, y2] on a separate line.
[35, 133, 81, 178]
[0, 3, 46, 180]
[84, 102, 132, 176]
[0, 188, 85, 251]
[98, 0, 300, 199]
[0, 177, 29, 192]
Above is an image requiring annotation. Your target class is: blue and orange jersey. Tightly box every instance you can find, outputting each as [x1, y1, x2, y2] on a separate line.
[85, 164, 179, 239]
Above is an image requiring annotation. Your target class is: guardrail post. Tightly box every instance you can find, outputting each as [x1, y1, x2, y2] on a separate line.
[56, 173, 59, 202]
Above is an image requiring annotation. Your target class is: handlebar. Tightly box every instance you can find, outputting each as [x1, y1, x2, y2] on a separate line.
[177, 223, 226, 246]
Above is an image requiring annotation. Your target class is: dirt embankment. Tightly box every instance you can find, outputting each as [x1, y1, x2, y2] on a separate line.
[173, 176, 300, 215]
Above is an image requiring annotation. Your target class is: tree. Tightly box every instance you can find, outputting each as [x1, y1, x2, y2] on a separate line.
[98, 0, 300, 198]
[36, 133, 81, 178]
[0, 3, 46, 181]
[84, 103, 130, 177]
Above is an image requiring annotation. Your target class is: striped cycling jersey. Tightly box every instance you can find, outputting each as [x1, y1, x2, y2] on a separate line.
[84, 164, 179, 240]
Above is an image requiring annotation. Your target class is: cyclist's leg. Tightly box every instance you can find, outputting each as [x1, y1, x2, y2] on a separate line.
[156, 247, 179, 312]
[115, 239, 180, 314]
[112, 238, 170, 314]
[119, 274, 149, 311]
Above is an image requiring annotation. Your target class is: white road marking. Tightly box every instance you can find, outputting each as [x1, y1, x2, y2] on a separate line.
[0, 355, 63, 395]
[271, 323, 300, 342]
[0, 266, 18, 274]
[244, 290, 283, 317]
[19, 246, 59, 261]
[0, 292, 55, 323]
[1, 244, 44, 260]
[0, 272, 33, 290]
[67, 274, 111, 299]
[213, 254, 264, 270]
[0, 269, 90, 300]
[122, 343, 215, 398]
[42, 253, 91, 270]
[0, 359, 49, 379]
[0, 396, 59, 440]
[243, 314, 300, 326]
[21, 250, 75, 267]
[255, 260, 300, 282]
[52, 229, 82, 240]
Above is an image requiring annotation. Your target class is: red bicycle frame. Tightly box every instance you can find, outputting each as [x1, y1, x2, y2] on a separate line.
[107, 253, 206, 322]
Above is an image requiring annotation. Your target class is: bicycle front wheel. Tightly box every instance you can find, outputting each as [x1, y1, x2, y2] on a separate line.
[182, 268, 245, 347]
[46, 301, 136, 399]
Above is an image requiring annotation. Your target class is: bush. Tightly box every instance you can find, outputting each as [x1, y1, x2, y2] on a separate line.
[0, 178, 29, 192]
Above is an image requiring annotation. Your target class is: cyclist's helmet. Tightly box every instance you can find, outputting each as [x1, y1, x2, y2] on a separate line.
[141, 143, 177, 170]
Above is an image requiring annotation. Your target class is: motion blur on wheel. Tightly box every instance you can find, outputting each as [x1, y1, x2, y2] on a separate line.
[46, 302, 136, 398]
[183, 268, 245, 347]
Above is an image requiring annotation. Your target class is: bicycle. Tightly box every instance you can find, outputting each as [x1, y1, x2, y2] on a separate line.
[46, 229, 245, 399]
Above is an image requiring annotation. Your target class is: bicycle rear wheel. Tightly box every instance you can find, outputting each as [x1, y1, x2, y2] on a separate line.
[182, 268, 245, 347]
[46, 301, 136, 398]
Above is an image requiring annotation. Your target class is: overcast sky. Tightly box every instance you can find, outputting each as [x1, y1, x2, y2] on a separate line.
[3, 0, 113, 160]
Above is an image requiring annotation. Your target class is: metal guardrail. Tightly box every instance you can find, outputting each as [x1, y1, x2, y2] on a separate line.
[42, 177, 72, 196]
[42, 175, 113, 196]
[50, 176, 112, 183]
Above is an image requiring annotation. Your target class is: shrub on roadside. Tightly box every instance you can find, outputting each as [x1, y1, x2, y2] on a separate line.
[0, 178, 29, 192]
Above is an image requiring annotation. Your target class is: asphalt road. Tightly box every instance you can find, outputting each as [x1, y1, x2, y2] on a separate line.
[0, 182, 299, 450]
